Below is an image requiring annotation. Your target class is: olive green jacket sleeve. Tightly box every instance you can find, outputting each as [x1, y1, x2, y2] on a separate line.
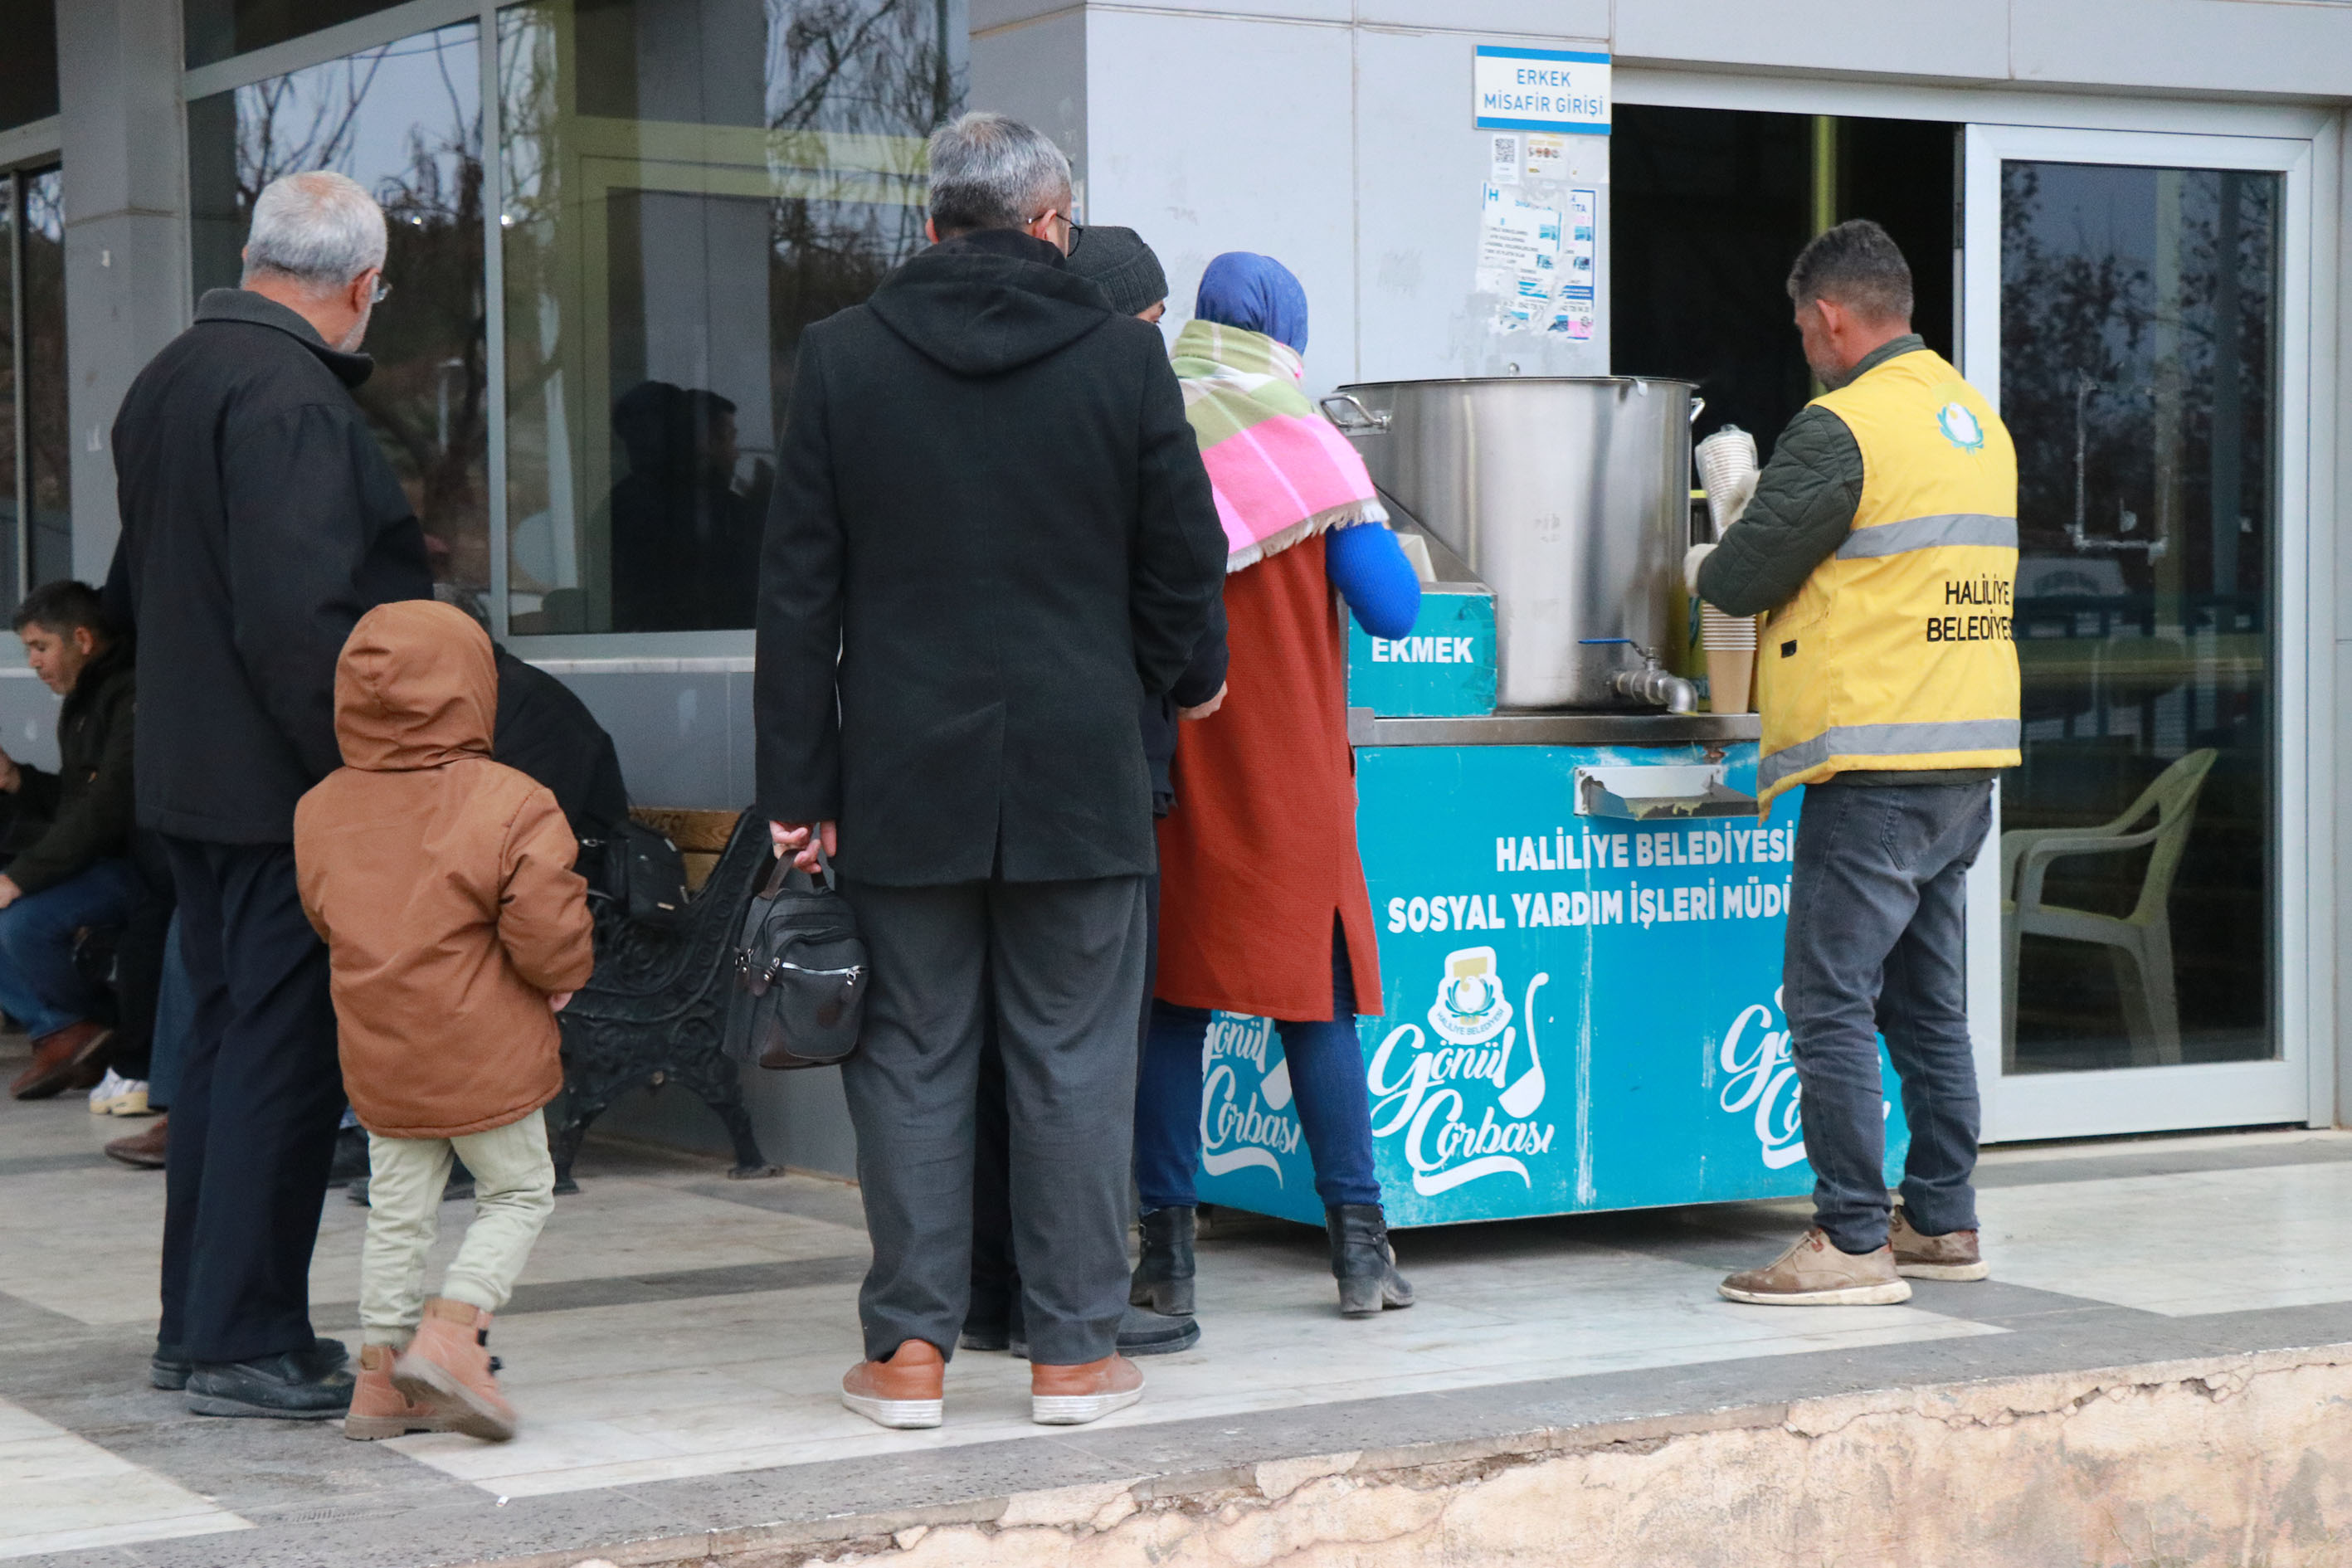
[1692, 404, 1864, 619]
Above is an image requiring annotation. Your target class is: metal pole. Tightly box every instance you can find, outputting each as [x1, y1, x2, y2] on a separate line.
[480, 1, 509, 640]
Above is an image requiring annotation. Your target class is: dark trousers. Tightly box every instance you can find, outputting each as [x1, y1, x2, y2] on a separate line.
[159, 838, 344, 1364]
[1134, 919, 1381, 1212]
[1785, 780, 1991, 1254]
[968, 874, 1159, 1336]
[843, 874, 1147, 1368]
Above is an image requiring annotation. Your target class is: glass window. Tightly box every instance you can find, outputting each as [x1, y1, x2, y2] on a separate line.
[187, 23, 491, 618]
[1999, 161, 2279, 1074]
[184, 0, 415, 71]
[20, 168, 67, 594]
[499, 0, 963, 636]
[0, 0, 61, 131]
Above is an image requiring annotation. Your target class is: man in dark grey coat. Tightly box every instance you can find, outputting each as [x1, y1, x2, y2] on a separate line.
[113, 170, 433, 1418]
[758, 114, 1225, 1430]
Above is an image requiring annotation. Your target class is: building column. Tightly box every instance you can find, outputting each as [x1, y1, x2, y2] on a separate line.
[56, 0, 188, 584]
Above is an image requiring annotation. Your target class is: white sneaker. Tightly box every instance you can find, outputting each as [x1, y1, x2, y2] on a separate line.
[88, 1070, 150, 1117]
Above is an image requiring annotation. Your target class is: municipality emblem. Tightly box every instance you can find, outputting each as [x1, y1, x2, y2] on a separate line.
[1936, 402, 1985, 452]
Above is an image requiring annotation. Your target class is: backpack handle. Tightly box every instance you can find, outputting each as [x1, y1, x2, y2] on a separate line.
[761, 837, 837, 899]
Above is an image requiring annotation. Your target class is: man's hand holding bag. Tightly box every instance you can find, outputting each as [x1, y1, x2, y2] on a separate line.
[728, 842, 868, 1069]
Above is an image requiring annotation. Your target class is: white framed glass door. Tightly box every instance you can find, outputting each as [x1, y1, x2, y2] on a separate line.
[1960, 124, 2315, 1142]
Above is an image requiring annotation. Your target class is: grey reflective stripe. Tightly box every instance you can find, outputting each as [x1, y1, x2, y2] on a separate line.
[1760, 719, 2020, 791]
[1836, 513, 2018, 559]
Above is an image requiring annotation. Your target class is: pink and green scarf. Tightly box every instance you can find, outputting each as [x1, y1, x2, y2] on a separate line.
[1171, 319, 1386, 571]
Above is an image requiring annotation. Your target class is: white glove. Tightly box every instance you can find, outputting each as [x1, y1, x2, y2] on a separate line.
[1715, 469, 1760, 528]
[1682, 542, 1717, 599]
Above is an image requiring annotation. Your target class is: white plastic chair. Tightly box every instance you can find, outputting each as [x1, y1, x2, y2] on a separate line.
[1999, 748, 2218, 1068]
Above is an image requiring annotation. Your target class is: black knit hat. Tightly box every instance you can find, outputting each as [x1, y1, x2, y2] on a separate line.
[1066, 225, 1169, 317]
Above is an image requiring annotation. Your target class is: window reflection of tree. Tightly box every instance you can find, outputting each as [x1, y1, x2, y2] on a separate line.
[1997, 162, 2279, 1066]
[497, 0, 961, 633]
[228, 27, 489, 609]
[764, 0, 962, 430]
[1999, 164, 2275, 614]
[20, 171, 70, 590]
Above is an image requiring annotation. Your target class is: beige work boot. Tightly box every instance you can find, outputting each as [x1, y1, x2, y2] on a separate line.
[1890, 1207, 1990, 1281]
[1719, 1228, 1911, 1306]
[840, 1339, 945, 1429]
[1030, 1353, 1143, 1424]
[344, 1343, 457, 1440]
[392, 1298, 517, 1441]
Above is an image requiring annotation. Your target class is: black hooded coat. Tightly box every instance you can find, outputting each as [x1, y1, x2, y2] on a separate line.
[755, 230, 1226, 886]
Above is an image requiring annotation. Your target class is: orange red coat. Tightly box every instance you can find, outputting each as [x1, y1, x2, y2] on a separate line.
[1152, 534, 1381, 1021]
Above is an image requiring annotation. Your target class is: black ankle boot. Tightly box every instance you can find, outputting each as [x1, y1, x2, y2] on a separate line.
[1130, 1205, 1196, 1315]
[1326, 1205, 1415, 1317]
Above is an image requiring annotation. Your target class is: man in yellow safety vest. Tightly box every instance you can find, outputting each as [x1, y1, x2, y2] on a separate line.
[1687, 219, 2018, 1307]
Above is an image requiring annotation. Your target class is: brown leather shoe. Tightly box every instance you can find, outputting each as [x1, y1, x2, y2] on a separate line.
[10, 1022, 113, 1100]
[392, 1298, 517, 1442]
[345, 1344, 458, 1440]
[105, 1114, 169, 1169]
[1030, 1353, 1143, 1425]
[840, 1339, 944, 1429]
[1718, 1228, 1911, 1306]
[1890, 1207, 1990, 1281]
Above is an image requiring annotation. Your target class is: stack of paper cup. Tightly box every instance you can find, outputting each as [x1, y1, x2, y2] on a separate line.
[1693, 426, 1760, 539]
[1692, 426, 1761, 713]
[1701, 606, 1757, 714]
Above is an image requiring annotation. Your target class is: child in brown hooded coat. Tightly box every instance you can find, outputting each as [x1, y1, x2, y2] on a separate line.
[295, 600, 595, 1443]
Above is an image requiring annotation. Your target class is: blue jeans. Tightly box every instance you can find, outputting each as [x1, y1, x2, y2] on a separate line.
[1785, 780, 1991, 1254]
[1135, 923, 1382, 1212]
[0, 858, 146, 1040]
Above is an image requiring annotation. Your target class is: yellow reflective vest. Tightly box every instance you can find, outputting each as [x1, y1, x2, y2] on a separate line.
[1757, 348, 2020, 807]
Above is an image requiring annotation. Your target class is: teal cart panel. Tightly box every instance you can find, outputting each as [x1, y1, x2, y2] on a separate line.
[1345, 587, 1497, 718]
[1194, 743, 1911, 1227]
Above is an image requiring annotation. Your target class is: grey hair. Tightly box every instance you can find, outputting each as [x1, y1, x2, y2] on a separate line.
[241, 170, 388, 291]
[1786, 218, 1914, 323]
[925, 112, 1072, 236]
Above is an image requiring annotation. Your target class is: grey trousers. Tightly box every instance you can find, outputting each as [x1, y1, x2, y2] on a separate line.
[840, 874, 1149, 1367]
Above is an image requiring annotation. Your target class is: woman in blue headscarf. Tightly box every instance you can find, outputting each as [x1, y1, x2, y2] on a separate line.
[1137, 252, 1424, 1324]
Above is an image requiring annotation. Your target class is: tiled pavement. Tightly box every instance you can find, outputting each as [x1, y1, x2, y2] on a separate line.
[4, 1035, 2350, 1568]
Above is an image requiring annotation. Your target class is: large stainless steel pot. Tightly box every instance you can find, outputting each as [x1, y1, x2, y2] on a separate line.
[1327, 377, 1697, 710]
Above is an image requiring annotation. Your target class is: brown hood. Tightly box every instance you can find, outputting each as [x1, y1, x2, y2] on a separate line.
[334, 600, 497, 772]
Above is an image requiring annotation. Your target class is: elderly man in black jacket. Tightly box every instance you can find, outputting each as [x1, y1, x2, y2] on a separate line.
[112, 169, 433, 1419]
[759, 113, 1225, 1430]
[0, 582, 141, 1099]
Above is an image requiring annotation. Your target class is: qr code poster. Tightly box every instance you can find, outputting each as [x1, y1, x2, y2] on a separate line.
[1488, 133, 1522, 187]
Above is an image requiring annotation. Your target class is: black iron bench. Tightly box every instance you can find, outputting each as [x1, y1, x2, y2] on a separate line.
[552, 809, 783, 1191]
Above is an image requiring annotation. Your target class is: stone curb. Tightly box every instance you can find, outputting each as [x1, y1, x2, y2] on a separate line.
[448, 1339, 2352, 1568]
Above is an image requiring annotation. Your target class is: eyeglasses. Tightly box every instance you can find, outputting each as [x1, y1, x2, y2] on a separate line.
[368, 273, 392, 305]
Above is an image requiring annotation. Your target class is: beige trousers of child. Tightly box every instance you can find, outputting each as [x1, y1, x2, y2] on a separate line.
[360, 1114, 556, 1348]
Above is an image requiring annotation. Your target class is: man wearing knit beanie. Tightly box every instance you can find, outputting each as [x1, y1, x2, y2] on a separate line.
[963, 219, 1225, 1363]
[1067, 225, 1171, 321]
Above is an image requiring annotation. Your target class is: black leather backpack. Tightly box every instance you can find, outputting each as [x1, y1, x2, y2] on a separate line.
[581, 818, 692, 928]
[728, 845, 868, 1069]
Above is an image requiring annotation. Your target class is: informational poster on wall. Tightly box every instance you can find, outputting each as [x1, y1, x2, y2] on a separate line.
[1193, 744, 1913, 1228]
[1468, 115, 1599, 350]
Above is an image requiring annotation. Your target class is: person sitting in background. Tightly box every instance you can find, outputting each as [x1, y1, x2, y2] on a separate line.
[1134, 253, 1424, 1322]
[494, 645, 631, 848]
[0, 582, 143, 1101]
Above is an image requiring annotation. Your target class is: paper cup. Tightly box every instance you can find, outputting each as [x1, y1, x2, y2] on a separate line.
[1707, 647, 1755, 714]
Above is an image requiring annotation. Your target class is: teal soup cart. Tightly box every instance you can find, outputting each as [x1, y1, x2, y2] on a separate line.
[1191, 588, 1912, 1228]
